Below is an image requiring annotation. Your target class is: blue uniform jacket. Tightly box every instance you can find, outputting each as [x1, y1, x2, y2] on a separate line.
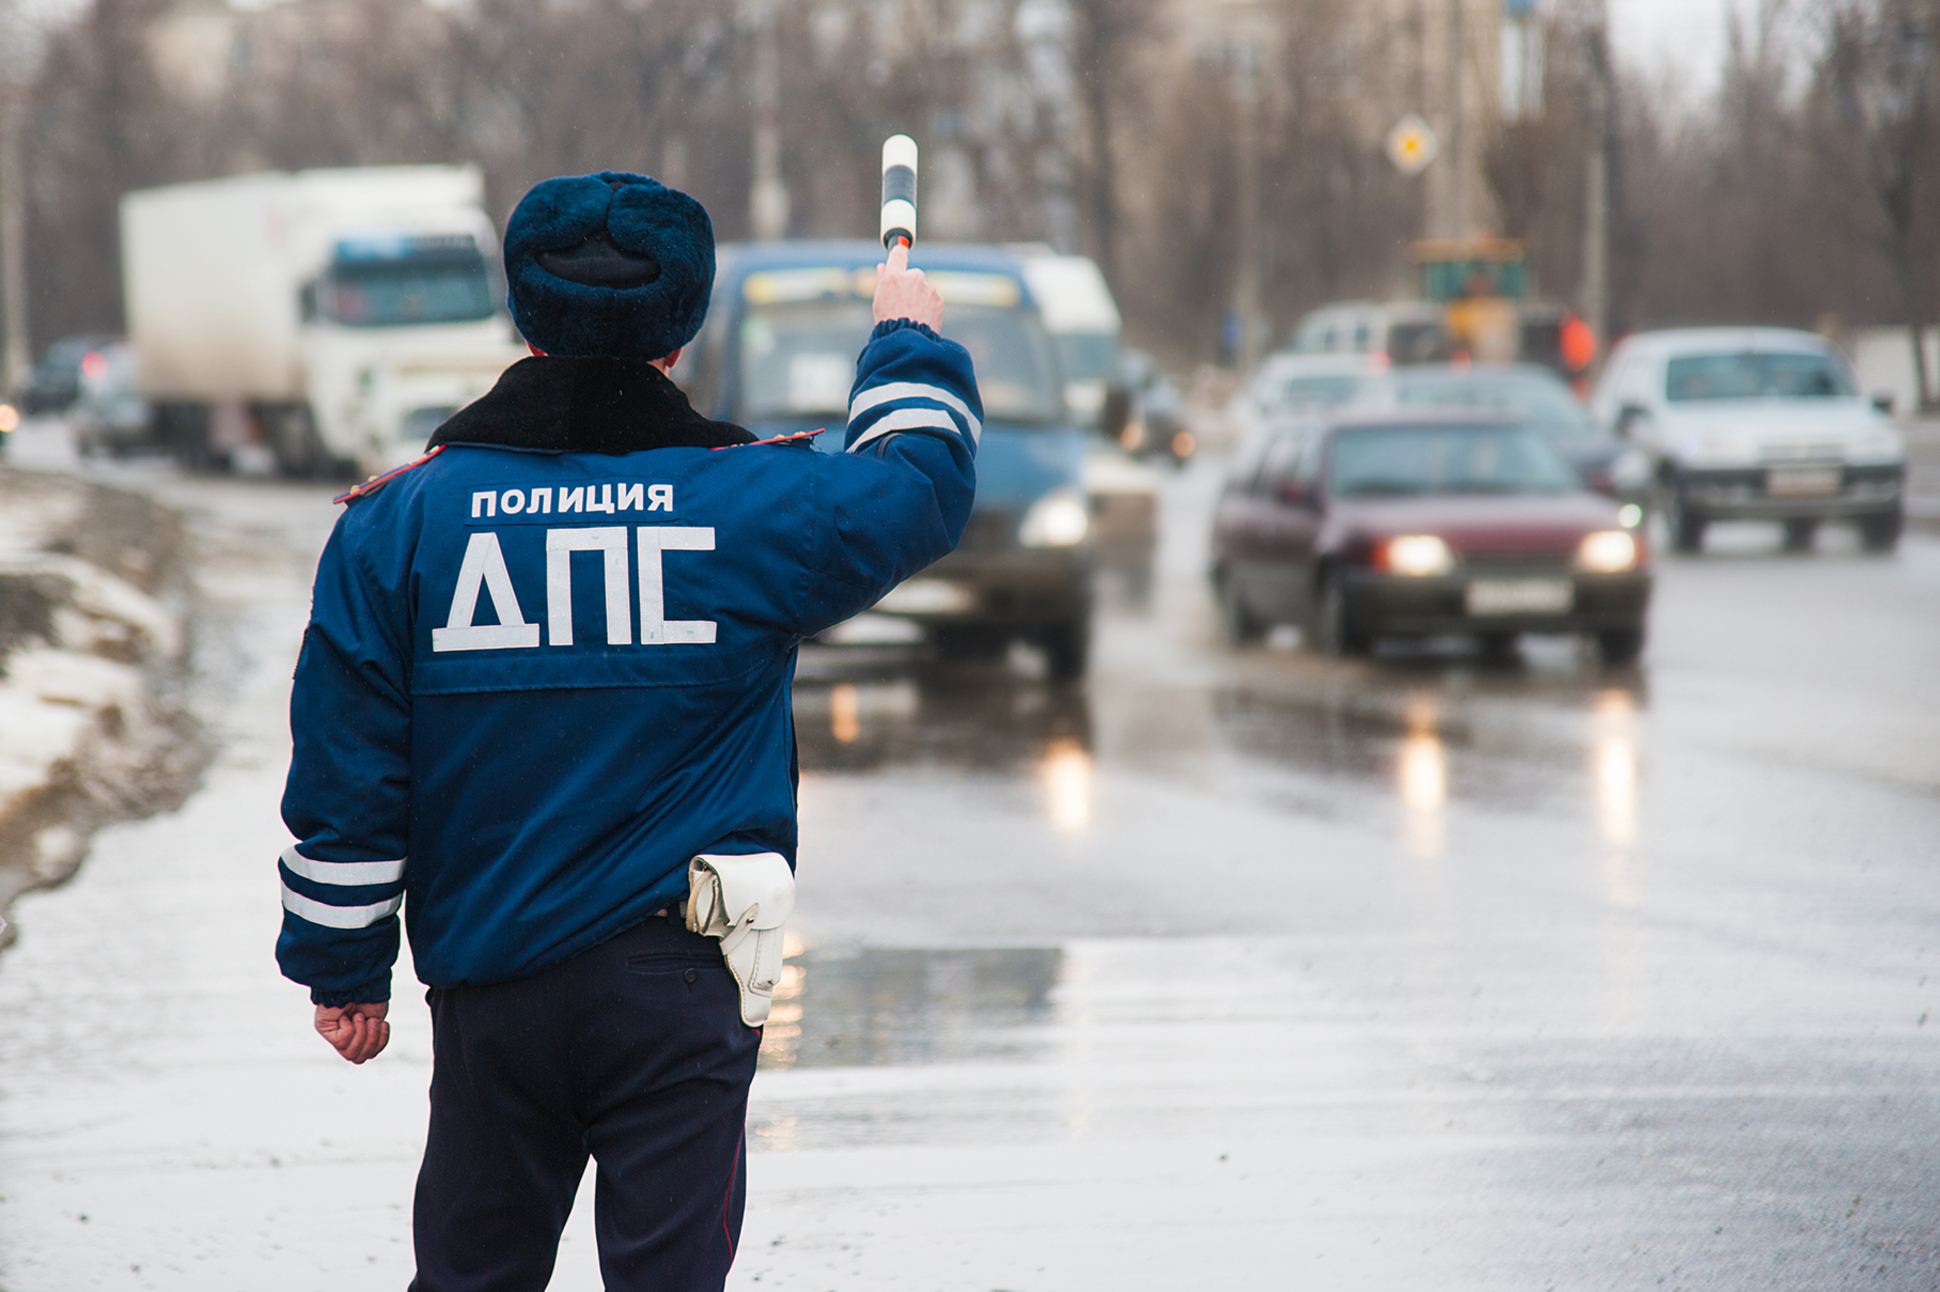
[277, 319, 979, 1005]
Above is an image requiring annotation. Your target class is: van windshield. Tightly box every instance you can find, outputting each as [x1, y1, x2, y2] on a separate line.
[1665, 351, 1855, 402]
[737, 298, 1064, 424]
[1330, 423, 1580, 497]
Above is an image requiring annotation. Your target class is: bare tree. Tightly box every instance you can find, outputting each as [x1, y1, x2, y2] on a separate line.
[1819, 0, 1940, 407]
[1065, 0, 1162, 291]
[24, 0, 178, 345]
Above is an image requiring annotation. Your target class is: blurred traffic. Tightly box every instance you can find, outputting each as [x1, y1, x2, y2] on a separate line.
[1, 176, 1926, 678]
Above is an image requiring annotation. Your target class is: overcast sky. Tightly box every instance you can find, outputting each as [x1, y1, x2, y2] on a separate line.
[1610, 0, 1751, 99]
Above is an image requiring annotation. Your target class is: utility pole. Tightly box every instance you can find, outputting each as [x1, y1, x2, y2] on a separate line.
[1580, 0, 1613, 357]
[1230, 32, 1265, 370]
[748, 0, 789, 241]
[0, 82, 27, 396]
[1445, 0, 1467, 238]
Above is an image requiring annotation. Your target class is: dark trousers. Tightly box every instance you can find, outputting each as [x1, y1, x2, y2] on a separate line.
[409, 918, 761, 1292]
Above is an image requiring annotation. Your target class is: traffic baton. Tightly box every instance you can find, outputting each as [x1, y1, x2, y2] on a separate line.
[880, 135, 918, 250]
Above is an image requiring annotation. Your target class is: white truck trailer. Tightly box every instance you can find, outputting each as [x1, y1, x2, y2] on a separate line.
[120, 165, 526, 477]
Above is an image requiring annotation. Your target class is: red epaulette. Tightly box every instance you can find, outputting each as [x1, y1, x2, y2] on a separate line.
[713, 430, 823, 451]
[333, 445, 447, 505]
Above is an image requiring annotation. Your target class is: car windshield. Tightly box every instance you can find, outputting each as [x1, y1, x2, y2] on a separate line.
[1329, 423, 1581, 497]
[327, 249, 496, 328]
[1052, 332, 1118, 385]
[1390, 372, 1597, 438]
[1665, 350, 1855, 402]
[737, 297, 1064, 424]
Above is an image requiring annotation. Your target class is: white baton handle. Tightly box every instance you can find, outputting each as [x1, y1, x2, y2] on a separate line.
[880, 134, 918, 250]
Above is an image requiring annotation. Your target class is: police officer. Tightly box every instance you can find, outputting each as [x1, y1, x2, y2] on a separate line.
[275, 171, 978, 1290]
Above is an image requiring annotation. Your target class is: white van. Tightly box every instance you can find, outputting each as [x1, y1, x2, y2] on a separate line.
[1016, 251, 1123, 421]
[1287, 300, 1449, 366]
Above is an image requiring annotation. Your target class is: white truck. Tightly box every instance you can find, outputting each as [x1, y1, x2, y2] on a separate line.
[120, 165, 526, 477]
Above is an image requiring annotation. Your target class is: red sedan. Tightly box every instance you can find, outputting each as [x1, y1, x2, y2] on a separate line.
[1211, 413, 1651, 664]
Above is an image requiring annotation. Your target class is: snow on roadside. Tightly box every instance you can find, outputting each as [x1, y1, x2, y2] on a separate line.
[0, 468, 208, 947]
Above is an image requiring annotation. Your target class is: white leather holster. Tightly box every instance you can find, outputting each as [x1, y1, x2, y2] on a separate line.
[684, 852, 795, 1027]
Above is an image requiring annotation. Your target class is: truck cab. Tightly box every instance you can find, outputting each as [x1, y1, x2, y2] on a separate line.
[676, 241, 1094, 678]
[121, 166, 526, 478]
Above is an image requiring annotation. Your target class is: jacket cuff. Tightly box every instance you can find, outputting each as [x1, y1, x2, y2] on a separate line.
[311, 979, 392, 1007]
[869, 318, 943, 343]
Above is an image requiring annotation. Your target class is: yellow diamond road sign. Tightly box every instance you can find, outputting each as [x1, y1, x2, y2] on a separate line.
[1386, 114, 1440, 176]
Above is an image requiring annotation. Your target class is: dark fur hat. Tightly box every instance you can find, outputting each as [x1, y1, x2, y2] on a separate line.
[504, 171, 714, 362]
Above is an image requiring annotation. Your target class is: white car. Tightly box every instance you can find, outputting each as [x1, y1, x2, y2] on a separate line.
[1287, 300, 1450, 364]
[1227, 352, 1384, 446]
[1589, 328, 1906, 552]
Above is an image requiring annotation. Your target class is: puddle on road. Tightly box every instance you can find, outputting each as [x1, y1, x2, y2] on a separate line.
[758, 944, 1062, 1071]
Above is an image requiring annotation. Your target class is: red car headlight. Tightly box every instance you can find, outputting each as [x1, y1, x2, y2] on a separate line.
[1577, 530, 1639, 573]
[1374, 534, 1455, 577]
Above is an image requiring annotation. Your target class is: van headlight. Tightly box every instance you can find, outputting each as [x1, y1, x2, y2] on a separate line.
[1376, 534, 1455, 576]
[1018, 487, 1091, 547]
[1577, 530, 1639, 572]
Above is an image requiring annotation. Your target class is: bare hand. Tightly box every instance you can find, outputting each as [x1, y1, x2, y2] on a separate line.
[872, 243, 944, 331]
[314, 1001, 390, 1064]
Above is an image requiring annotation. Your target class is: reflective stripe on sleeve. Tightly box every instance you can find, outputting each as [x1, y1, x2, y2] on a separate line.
[280, 882, 403, 929]
[279, 845, 406, 886]
[848, 382, 982, 442]
[848, 408, 969, 454]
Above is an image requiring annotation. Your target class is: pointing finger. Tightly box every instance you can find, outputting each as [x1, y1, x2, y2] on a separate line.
[884, 242, 909, 275]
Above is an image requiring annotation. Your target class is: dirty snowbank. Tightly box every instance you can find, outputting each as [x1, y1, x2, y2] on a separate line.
[0, 468, 208, 947]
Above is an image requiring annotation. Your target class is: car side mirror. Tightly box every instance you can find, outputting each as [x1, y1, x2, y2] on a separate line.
[1615, 403, 1648, 436]
[1275, 478, 1314, 508]
[1871, 392, 1895, 415]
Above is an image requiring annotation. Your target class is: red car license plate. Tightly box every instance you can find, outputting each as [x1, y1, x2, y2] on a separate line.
[1465, 579, 1574, 617]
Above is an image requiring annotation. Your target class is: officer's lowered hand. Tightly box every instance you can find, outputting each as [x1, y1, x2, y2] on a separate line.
[314, 1001, 390, 1064]
[873, 243, 944, 332]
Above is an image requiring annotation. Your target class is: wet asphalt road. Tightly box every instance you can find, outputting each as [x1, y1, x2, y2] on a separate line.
[2, 422, 1938, 1290]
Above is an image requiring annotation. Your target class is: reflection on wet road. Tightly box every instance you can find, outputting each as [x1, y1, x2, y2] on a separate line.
[758, 944, 1061, 1072]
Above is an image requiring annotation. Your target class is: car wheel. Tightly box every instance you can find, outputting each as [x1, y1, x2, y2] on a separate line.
[1664, 478, 1706, 554]
[1314, 571, 1370, 658]
[1216, 570, 1265, 646]
[1781, 518, 1818, 552]
[1040, 620, 1090, 682]
[1596, 626, 1646, 666]
[1859, 509, 1903, 553]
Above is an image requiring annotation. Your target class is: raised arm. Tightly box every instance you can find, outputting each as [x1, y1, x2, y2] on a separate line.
[790, 247, 981, 634]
